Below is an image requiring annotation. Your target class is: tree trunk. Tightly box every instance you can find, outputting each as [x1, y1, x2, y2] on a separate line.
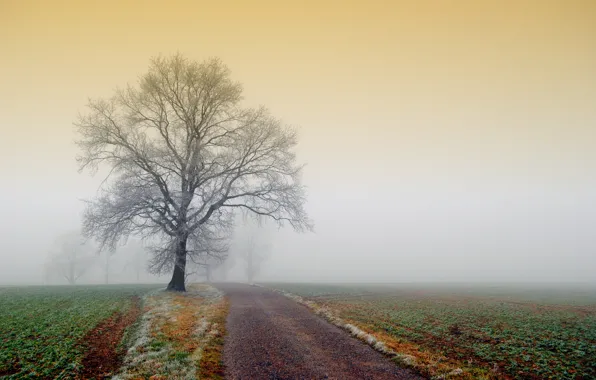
[68, 260, 76, 285]
[105, 253, 110, 284]
[247, 249, 253, 284]
[205, 265, 212, 282]
[167, 237, 187, 291]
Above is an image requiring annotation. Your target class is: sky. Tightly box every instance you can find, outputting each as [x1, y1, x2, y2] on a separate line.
[1, 0, 595, 284]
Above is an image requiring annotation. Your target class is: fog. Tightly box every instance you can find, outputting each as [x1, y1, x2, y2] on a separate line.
[1, 0, 596, 286]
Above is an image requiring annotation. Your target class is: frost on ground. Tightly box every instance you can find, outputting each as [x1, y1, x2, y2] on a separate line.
[112, 284, 227, 380]
[268, 287, 465, 379]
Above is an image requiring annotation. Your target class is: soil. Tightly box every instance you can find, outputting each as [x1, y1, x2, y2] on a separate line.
[216, 283, 424, 380]
[0, 361, 20, 377]
[78, 296, 142, 379]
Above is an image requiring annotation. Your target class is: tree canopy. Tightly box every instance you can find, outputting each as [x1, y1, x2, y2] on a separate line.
[75, 54, 312, 290]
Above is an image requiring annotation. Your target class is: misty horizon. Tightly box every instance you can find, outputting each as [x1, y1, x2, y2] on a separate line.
[2, 0, 596, 286]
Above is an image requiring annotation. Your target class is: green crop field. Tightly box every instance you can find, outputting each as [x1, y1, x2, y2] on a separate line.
[266, 283, 596, 379]
[0, 284, 160, 379]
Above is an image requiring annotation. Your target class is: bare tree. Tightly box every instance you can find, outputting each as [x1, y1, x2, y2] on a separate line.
[42, 261, 52, 285]
[46, 232, 97, 285]
[213, 250, 237, 281]
[197, 253, 230, 282]
[183, 229, 230, 283]
[122, 239, 148, 282]
[185, 258, 221, 283]
[147, 217, 231, 280]
[102, 250, 112, 284]
[242, 233, 272, 284]
[75, 54, 312, 291]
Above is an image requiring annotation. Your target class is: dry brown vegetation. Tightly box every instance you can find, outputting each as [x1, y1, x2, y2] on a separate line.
[198, 299, 229, 380]
[113, 284, 228, 380]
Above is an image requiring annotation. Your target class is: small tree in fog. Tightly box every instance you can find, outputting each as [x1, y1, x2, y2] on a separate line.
[213, 251, 237, 281]
[75, 55, 311, 291]
[46, 232, 96, 285]
[122, 239, 148, 282]
[102, 250, 112, 284]
[199, 252, 232, 282]
[243, 234, 272, 284]
[236, 217, 273, 284]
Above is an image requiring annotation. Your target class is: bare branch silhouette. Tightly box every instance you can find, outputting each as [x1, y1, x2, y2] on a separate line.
[76, 54, 312, 291]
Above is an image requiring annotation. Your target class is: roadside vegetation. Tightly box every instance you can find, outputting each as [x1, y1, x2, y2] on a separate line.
[113, 284, 227, 380]
[266, 283, 596, 379]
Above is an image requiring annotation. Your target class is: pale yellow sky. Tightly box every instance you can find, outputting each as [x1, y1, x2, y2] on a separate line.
[2, 0, 595, 183]
[1, 0, 595, 282]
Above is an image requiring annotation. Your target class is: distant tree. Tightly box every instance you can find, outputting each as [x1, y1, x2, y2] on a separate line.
[75, 54, 312, 291]
[101, 250, 112, 284]
[115, 238, 147, 282]
[122, 240, 148, 282]
[213, 251, 237, 281]
[46, 232, 97, 285]
[185, 259, 220, 283]
[198, 253, 229, 282]
[243, 236, 272, 284]
[42, 261, 52, 285]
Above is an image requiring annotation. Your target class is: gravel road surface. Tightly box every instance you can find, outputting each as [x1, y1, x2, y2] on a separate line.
[216, 283, 424, 380]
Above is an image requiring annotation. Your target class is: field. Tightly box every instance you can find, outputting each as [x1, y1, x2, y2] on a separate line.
[3, 282, 595, 379]
[0, 283, 228, 380]
[0, 284, 159, 379]
[266, 283, 596, 379]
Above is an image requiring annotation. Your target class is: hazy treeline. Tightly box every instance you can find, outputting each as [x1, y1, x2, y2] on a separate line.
[41, 216, 276, 286]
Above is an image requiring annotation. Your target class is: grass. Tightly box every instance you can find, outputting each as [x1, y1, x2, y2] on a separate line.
[265, 283, 596, 379]
[0, 284, 159, 379]
[198, 297, 229, 380]
[113, 283, 228, 380]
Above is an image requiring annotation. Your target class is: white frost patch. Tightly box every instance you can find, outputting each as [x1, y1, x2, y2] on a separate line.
[189, 283, 224, 301]
[112, 284, 223, 380]
[194, 318, 210, 337]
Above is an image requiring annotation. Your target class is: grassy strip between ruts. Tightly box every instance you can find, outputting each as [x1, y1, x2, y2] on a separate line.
[113, 284, 228, 380]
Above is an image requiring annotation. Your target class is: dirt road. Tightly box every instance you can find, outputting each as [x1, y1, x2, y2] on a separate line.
[216, 283, 424, 380]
